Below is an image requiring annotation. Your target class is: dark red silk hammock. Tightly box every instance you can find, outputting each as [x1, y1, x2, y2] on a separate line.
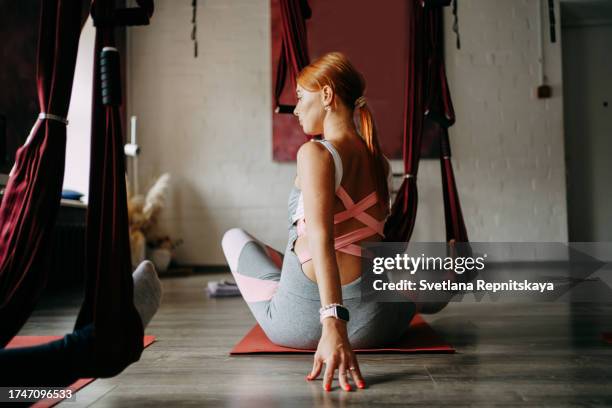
[384, 0, 469, 245]
[383, 0, 426, 243]
[424, 5, 469, 244]
[440, 129, 469, 243]
[0, 0, 85, 347]
[73, 0, 154, 374]
[0, 0, 154, 375]
[274, 0, 311, 114]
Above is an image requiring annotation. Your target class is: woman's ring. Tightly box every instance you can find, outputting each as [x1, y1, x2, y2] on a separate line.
[349, 367, 356, 371]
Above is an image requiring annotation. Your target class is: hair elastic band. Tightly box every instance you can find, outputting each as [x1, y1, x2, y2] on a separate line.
[38, 112, 69, 125]
[354, 96, 366, 108]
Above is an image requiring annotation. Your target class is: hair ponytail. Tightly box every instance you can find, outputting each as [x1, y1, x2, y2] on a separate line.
[357, 104, 390, 214]
[297, 52, 390, 213]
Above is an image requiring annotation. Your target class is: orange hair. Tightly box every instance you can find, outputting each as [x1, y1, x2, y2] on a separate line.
[296, 52, 389, 213]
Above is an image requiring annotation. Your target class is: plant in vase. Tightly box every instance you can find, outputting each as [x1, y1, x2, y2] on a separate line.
[127, 173, 182, 272]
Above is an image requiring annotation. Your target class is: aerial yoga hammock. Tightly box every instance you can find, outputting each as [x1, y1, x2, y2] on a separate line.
[0, 0, 159, 386]
[384, 0, 469, 247]
[381, 1, 471, 312]
[273, 0, 311, 114]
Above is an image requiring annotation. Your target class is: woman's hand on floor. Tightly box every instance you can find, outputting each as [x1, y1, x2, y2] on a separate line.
[306, 318, 365, 391]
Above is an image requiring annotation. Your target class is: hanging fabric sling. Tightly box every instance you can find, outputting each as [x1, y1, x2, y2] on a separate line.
[384, 0, 427, 244]
[73, 0, 154, 375]
[423, 4, 469, 245]
[0, 0, 154, 376]
[0, 0, 85, 348]
[274, 0, 312, 114]
[384, 0, 469, 249]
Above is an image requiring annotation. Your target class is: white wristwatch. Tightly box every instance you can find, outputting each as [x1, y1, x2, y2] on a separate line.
[319, 304, 350, 323]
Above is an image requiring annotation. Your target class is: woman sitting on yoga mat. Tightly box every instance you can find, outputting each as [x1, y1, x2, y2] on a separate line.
[222, 52, 416, 392]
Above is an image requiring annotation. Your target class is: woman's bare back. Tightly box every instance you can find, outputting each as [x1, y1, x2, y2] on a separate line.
[294, 136, 389, 285]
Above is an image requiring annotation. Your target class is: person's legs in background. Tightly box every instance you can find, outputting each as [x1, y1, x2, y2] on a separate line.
[132, 260, 163, 328]
[0, 261, 162, 386]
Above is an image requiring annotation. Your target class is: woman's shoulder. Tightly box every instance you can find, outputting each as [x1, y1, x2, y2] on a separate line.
[296, 140, 335, 179]
[296, 138, 332, 163]
[297, 139, 345, 191]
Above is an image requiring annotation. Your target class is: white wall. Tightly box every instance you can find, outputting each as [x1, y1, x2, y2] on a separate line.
[128, 0, 292, 265]
[63, 17, 95, 197]
[128, 0, 568, 266]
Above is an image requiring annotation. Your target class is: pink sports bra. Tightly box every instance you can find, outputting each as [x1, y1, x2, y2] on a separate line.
[293, 139, 387, 264]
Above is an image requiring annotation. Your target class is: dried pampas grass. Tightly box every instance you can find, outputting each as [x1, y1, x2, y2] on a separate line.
[127, 173, 176, 268]
[142, 173, 170, 233]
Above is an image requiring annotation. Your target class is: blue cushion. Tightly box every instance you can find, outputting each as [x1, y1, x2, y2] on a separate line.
[62, 189, 84, 200]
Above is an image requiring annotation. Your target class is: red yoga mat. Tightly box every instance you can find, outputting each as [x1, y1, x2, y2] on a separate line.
[230, 314, 454, 354]
[6, 335, 156, 408]
[603, 333, 612, 344]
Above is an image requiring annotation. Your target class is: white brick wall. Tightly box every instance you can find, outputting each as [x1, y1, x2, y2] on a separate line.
[128, 0, 568, 265]
[419, 0, 568, 243]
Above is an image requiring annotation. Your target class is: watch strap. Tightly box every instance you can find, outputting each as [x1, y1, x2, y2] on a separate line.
[319, 304, 350, 323]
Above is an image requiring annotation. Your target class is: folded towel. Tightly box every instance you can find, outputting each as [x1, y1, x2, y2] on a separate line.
[207, 280, 241, 297]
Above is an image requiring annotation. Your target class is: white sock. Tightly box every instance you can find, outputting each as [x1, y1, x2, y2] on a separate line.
[132, 260, 162, 329]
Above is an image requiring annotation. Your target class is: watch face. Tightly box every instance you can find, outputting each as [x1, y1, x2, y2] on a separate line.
[336, 306, 350, 322]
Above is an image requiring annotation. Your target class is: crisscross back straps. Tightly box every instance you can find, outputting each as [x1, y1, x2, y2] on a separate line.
[294, 186, 386, 264]
[297, 226, 381, 264]
[335, 187, 385, 236]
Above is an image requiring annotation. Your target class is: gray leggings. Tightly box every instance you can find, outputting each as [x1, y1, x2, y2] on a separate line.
[221, 228, 415, 349]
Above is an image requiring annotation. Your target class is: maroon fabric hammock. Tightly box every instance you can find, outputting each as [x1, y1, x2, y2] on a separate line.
[0, 0, 84, 347]
[274, 0, 311, 112]
[440, 129, 468, 243]
[0, 0, 155, 376]
[384, 0, 426, 243]
[73, 0, 154, 374]
[425, 5, 468, 244]
[384, 1, 468, 244]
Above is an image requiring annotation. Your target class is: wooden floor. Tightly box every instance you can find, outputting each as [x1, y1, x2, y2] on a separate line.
[17, 272, 612, 407]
